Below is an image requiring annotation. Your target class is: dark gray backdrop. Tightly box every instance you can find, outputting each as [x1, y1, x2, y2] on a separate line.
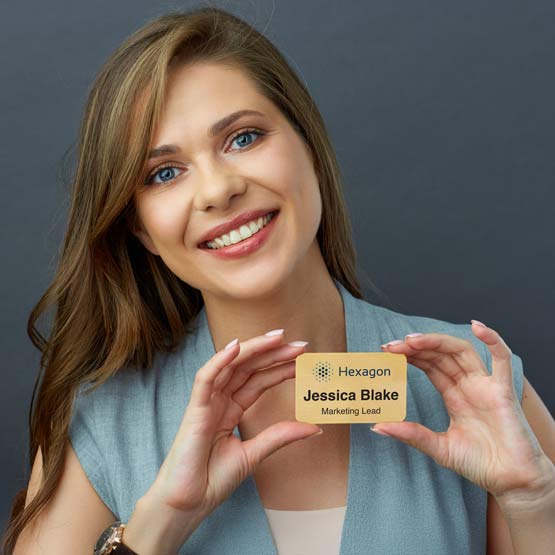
[2, 0, 554, 535]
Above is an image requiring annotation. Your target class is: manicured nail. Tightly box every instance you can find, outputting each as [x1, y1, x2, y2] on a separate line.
[307, 428, 324, 438]
[406, 333, 424, 338]
[370, 425, 391, 437]
[225, 338, 239, 350]
[265, 328, 285, 336]
[288, 340, 309, 347]
[382, 340, 403, 348]
[471, 320, 486, 328]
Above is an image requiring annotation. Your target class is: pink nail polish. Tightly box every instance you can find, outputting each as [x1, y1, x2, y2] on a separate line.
[265, 328, 285, 336]
[224, 338, 239, 350]
[384, 340, 403, 347]
[288, 341, 309, 347]
[406, 333, 424, 338]
[370, 426, 391, 437]
[471, 320, 486, 328]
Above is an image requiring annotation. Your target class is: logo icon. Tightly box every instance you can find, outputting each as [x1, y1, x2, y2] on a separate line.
[313, 360, 333, 382]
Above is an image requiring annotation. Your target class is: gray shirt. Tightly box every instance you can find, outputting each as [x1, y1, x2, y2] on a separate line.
[69, 279, 524, 554]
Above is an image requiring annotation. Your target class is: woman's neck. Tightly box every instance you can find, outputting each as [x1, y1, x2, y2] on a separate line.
[202, 258, 346, 355]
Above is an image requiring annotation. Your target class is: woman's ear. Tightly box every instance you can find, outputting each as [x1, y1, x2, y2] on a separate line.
[126, 210, 160, 256]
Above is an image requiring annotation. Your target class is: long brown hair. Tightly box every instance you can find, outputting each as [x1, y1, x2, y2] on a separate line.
[2, 6, 386, 552]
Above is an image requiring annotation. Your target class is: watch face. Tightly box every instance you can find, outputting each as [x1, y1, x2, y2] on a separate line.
[94, 521, 122, 554]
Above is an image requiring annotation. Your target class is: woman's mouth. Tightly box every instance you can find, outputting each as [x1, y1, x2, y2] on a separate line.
[198, 210, 279, 260]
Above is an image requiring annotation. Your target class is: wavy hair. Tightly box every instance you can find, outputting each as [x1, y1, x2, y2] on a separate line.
[2, 5, 386, 552]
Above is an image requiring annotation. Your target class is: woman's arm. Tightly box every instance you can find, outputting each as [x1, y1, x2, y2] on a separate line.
[13, 441, 116, 554]
[379, 325, 555, 555]
[487, 376, 555, 554]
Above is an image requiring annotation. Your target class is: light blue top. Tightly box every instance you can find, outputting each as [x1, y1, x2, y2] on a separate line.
[69, 279, 524, 554]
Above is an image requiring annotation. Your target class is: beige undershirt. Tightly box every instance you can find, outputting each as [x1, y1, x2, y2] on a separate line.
[263, 505, 347, 555]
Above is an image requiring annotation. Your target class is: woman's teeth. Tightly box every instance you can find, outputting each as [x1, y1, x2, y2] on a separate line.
[205, 211, 276, 249]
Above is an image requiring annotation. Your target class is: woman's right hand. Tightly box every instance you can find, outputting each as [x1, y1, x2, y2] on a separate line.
[144, 330, 321, 519]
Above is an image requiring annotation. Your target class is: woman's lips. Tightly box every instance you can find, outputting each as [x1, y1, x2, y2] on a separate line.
[198, 210, 279, 259]
[197, 208, 277, 247]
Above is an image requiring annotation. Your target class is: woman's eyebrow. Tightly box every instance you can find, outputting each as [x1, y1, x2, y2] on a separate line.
[147, 109, 265, 160]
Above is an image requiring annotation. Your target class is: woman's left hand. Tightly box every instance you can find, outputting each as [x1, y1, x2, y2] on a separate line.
[376, 320, 551, 498]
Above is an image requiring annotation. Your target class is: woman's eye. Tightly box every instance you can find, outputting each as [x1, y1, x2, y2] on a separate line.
[228, 129, 264, 151]
[145, 165, 184, 186]
[144, 129, 265, 186]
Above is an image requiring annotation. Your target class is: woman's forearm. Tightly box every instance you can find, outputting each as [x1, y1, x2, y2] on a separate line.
[494, 456, 555, 555]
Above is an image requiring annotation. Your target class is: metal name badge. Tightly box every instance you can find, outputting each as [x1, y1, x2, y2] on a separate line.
[295, 352, 407, 423]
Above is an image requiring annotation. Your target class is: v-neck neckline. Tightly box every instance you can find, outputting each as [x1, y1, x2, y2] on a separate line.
[194, 278, 381, 555]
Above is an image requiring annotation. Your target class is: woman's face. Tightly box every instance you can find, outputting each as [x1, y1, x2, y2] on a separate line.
[132, 61, 322, 301]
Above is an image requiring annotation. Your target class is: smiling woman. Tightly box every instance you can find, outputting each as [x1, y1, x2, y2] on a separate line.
[4, 5, 555, 555]
[128, 58, 322, 289]
[3, 7, 360, 554]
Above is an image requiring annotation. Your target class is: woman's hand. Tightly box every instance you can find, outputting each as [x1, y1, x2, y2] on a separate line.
[376, 320, 553, 499]
[145, 330, 321, 517]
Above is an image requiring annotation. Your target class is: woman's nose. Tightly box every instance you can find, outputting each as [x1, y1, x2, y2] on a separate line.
[194, 162, 248, 211]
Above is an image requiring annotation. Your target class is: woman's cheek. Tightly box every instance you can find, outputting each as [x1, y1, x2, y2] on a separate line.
[147, 195, 190, 243]
[256, 138, 302, 189]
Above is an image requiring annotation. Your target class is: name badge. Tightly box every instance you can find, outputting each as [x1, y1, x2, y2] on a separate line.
[295, 352, 407, 423]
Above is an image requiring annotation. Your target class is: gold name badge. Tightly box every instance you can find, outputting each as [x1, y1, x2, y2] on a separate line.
[295, 352, 407, 423]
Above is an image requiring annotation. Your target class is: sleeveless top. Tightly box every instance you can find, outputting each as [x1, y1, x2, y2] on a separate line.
[68, 278, 525, 555]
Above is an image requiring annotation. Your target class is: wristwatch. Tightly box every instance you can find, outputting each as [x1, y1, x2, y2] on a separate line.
[94, 520, 139, 554]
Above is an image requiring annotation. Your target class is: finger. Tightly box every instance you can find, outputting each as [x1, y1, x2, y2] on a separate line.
[189, 342, 242, 408]
[216, 342, 308, 395]
[213, 341, 299, 392]
[241, 420, 323, 473]
[380, 341, 458, 395]
[181, 345, 295, 462]
[191, 333, 285, 407]
[407, 356, 457, 396]
[230, 361, 297, 411]
[470, 320, 514, 387]
[214, 363, 298, 432]
[383, 332, 488, 380]
[371, 421, 449, 467]
[382, 340, 468, 382]
[405, 333, 488, 377]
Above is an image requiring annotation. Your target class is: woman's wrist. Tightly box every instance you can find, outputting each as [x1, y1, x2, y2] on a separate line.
[490, 456, 555, 555]
[492, 454, 555, 518]
[122, 492, 204, 555]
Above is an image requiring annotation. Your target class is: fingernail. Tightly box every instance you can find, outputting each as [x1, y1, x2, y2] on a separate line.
[370, 425, 391, 437]
[225, 338, 239, 350]
[265, 328, 285, 336]
[471, 319, 487, 328]
[406, 333, 424, 338]
[382, 339, 403, 348]
[307, 428, 323, 438]
[288, 341, 309, 347]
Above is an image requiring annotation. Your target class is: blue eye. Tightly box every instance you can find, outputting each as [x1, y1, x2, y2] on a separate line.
[146, 165, 184, 186]
[144, 128, 265, 186]
[229, 129, 263, 150]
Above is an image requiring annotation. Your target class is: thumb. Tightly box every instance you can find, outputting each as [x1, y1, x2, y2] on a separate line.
[372, 422, 447, 465]
[242, 421, 323, 471]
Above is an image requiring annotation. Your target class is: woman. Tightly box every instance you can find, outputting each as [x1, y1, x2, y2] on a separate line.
[4, 6, 555, 554]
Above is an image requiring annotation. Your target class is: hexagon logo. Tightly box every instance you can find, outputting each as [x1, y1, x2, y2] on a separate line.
[312, 360, 333, 382]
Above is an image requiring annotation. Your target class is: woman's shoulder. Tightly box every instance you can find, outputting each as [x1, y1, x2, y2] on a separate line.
[71, 340, 190, 419]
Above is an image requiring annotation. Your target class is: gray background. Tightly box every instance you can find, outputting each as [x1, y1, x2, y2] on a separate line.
[2, 0, 554, 535]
